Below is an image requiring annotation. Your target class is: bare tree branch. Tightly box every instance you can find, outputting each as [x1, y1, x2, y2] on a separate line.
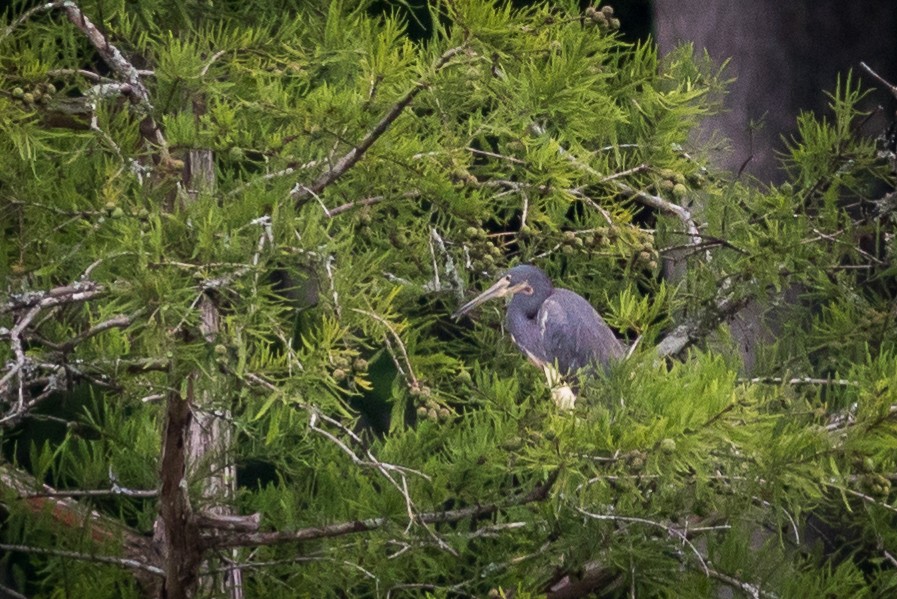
[0, 463, 146, 546]
[0, 282, 130, 426]
[616, 182, 701, 244]
[0, 462, 159, 592]
[60, 1, 170, 157]
[56, 314, 132, 353]
[1, 281, 104, 315]
[24, 486, 158, 499]
[860, 61, 897, 101]
[205, 469, 559, 550]
[656, 284, 752, 358]
[0, 582, 28, 599]
[0, 1, 64, 39]
[574, 507, 710, 575]
[741, 376, 860, 387]
[0, 542, 163, 577]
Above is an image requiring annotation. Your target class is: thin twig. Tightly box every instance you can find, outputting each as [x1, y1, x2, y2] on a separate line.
[705, 567, 772, 599]
[599, 163, 649, 183]
[860, 61, 897, 101]
[56, 314, 132, 353]
[0, 582, 28, 599]
[352, 308, 419, 387]
[1, 1, 64, 39]
[827, 483, 897, 514]
[740, 376, 859, 387]
[327, 195, 385, 217]
[574, 507, 710, 576]
[227, 162, 321, 197]
[23, 487, 158, 499]
[0, 542, 163, 576]
[529, 123, 701, 243]
[200, 50, 227, 77]
[466, 146, 526, 164]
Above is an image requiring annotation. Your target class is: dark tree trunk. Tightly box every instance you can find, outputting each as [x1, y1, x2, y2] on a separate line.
[655, 0, 897, 183]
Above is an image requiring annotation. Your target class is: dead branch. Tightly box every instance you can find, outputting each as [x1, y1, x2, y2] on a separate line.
[204, 469, 559, 550]
[825, 404, 897, 432]
[860, 61, 897, 101]
[56, 314, 132, 353]
[351, 308, 419, 387]
[617, 183, 701, 245]
[0, 542, 163, 577]
[326, 195, 386, 217]
[194, 513, 261, 533]
[60, 1, 169, 157]
[1, 1, 64, 39]
[0, 462, 147, 547]
[0, 462, 158, 592]
[741, 376, 859, 387]
[1, 281, 104, 314]
[0, 283, 132, 427]
[655, 283, 752, 358]
[24, 486, 158, 499]
[705, 567, 775, 599]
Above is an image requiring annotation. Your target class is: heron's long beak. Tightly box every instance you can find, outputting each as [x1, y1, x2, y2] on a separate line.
[452, 277, 528, 319]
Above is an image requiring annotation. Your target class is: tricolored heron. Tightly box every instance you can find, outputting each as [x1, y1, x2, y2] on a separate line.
[453, 264, 623, 409]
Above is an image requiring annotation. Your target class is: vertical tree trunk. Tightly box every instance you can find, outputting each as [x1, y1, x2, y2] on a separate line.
[653, 0, 897, 372]
[654, 0, 897, 183]
[185, 141, 244, 598]
[153, 98, 243, 597]
[156, 383, 203, 599]
[189, 292, 243, 598]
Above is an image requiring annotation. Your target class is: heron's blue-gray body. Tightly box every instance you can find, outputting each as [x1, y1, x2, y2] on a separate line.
[453, 264, 623, 408]
[507, 288, 621, 377]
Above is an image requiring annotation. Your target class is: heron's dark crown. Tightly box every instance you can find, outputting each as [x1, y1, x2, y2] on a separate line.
[505, 264, 552, 290]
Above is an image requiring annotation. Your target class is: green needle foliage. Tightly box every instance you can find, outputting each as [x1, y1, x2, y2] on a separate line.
[0, 1, 895, 597]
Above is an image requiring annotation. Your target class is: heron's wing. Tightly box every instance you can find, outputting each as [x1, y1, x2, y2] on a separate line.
[539, 289, 623, 376]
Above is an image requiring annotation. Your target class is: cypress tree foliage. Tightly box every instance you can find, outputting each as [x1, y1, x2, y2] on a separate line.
[0, 1, 895, 597]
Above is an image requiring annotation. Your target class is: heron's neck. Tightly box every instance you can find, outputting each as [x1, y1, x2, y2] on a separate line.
[509, 289, 549, 319]
[506, 293, 548, 364]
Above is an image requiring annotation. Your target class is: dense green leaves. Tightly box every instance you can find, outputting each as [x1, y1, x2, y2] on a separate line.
[1, 1, 895, 597]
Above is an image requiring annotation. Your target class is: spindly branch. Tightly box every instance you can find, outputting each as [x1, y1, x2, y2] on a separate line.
[204, 469, 559, 550]
[291, 45, 468, 204]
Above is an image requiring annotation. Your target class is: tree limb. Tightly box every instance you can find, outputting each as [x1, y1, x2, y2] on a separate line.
[0, 461, 158, 591]
[60, 1, 170, 157]
[656, 284, 752, 358]
[204, 469, 559, 550]
[860, 61, 897, 101]
[0, 281, 104, 315]
[0, 542, 163, 577]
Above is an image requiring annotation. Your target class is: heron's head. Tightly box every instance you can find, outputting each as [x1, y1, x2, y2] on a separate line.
[452, 264, 553, 319]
